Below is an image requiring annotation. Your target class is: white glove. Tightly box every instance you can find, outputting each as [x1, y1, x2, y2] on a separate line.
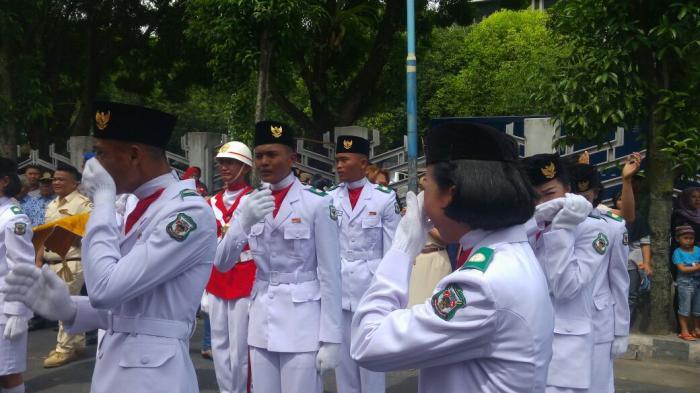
[611, 336, 629, 358]
[534, 197, 566, 225]
[3, 315, 29, 339]
[200, 291, 210, 314]
[315, 342, 340, 374]
[391, 191, 431, 258]
[551, 193, 592, 230]
[1, 264, 77, 322]
[233, 188, 275, 233]
[82, 158, 117, 206]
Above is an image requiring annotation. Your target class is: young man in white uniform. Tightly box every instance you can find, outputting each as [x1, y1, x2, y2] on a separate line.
[2, 102, 218, 393]
[328, 135, 400, 393]
[0, 158, 34, 393]
[214, 121, 342, 393]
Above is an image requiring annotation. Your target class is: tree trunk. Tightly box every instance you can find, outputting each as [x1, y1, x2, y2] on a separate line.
[254, 28, 271, 123]
[0, 36, 16, 160]
[70, 17, 99, 137]
[644, 115, 676, 334]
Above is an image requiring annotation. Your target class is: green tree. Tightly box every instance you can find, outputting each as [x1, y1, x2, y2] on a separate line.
[535, 1, 700, 333]
[186, 1, 476, 138]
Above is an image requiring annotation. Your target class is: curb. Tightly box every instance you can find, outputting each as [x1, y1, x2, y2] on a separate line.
[621, 333, 700, 364]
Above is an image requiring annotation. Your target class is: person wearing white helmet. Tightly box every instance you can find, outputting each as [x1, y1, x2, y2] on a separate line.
[204, 141, 257, 393]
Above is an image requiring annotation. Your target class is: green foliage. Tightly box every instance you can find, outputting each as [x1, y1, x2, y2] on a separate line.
[425, 10, 561, 118]
[536, 1, 700, 178]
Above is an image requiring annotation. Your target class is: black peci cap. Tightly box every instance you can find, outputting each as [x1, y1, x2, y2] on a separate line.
[521, 153, 566, 186]
[254, 120, 296, 149]
[92, 101, 176, 149]
[336, 135, 370, 156]
[569, 163, 601, 193]
[425, 122, 518, 165]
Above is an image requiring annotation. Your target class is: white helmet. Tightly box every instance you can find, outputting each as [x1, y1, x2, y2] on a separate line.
[216, 141, 253, 167]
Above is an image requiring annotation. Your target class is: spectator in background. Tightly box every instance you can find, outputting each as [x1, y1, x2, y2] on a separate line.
[21, 172, 55, 226]
[310, 174, 334, 191]
[298, 171, 312, 185]
[366, 164, 390, 186]
[182, 166, 209, 196]
[23, 164, 42, 197]
[672, 187, 700, 246]
[16, 175, 31, 209]
[672, 225, 700, 341]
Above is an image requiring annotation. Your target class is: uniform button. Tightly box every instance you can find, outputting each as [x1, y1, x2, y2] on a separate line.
[295, 234, 300, 239]
[269, 293, 274, 299]
[140, 356, 150, 365]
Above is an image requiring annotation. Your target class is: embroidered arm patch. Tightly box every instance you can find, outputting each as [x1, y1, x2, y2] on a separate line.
[166, 213, 197, 241]
[432, 284, 467, 321]
[592, 232, 609, 255]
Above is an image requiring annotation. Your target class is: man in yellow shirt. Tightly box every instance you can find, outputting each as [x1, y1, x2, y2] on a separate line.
[41, 165, 92, 368]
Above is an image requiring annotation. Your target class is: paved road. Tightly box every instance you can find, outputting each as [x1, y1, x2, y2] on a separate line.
[21, 319, 699, 392]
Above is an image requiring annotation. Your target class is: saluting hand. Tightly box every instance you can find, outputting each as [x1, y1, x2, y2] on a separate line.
[233, 188, 275, 234]
[82, 158, 117, 205]
[391, 191, 431, 258]
[551, 193, 592, 230]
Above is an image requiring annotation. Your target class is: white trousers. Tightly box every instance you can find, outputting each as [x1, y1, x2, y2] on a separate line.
[335, 310, 385, 393]
[209, 295, 250, 393]
[590, 341, 614, 393]
[249, 347, 321, 393]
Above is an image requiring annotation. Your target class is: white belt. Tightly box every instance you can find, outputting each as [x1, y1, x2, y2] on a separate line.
[256, 270, 317, 286]
[107, 313, 193, 341]
[342, 250, 382, 261]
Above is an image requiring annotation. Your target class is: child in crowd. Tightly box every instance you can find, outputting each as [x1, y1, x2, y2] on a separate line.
[672, 224, 700, 341]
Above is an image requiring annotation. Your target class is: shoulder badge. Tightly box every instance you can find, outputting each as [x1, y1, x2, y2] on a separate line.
[605, 210, 623, 222]
[431, 283, 467, 321]
[459, 247, 494, 272]
[166, 213, 197, 242]
[14, 222, 27, 235]
[10, 206, 22, 215]
[623, 231, 629, 246]
[375, 185, 391, 194]
[329, 205, 338, 221]
[306, 187, 327, 197]
[179, 189, 200, 200]
[592, 232, 609, 255]
[394, 202, 401, 214]
[327, 184, 338, 192]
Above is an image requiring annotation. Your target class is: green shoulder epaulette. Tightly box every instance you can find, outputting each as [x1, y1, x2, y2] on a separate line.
[459, 247, 494, 273]
[375, 185, 391, 194]
[179, 189, 200, 200]
[604, 210, 623, 222]
[327, 184, 339, 192]
[306, 187, 327, 197]
[9, 206, 22, 215]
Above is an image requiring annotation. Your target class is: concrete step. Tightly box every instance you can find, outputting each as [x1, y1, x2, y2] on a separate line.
[622, 333, 700, 363]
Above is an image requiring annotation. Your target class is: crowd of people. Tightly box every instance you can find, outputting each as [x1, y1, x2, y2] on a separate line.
[0, 101, 698, 393]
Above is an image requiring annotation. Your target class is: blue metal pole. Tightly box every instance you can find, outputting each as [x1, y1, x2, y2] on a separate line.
[406, 0, 418, 193]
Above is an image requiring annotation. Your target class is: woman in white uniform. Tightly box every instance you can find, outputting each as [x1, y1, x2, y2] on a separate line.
[0, 158, 34, 393]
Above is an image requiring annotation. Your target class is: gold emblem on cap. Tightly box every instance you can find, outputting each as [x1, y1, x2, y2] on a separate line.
[578, 180, 590, 192]
[270, 125, 283, 138]
[343, 139, 353, 150]
[219, 143, 231, 153]
[95, 111, 111, 130]
[541, 162, 557, 179]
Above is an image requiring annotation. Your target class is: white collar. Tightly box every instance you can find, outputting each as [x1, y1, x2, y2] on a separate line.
[132, 171, 179, 199]
[270, 171, 296, 191]
[0, 197, 9, 207]
[346, 177, 367, 190]
[458, 229, 489, 250]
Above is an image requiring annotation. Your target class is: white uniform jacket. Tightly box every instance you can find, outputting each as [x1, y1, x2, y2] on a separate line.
[527, 215, 608, 390]
[216, 175, 342, 353]
[351, 225, 554, 393]
[328, 179, 400, 311]
[0, 197, 34, 324]
[64, 174, 217, 393]
[592, 210, 630, 343]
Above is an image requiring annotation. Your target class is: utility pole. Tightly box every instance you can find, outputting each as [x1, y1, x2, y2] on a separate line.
[406, 0, 418, 193]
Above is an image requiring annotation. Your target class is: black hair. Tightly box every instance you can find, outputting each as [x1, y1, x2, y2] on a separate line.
[432, 160, 537, 230]
[24, 164, 41, 173]
[55, 164, 82, 182]
[0, 170, 21, 199]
